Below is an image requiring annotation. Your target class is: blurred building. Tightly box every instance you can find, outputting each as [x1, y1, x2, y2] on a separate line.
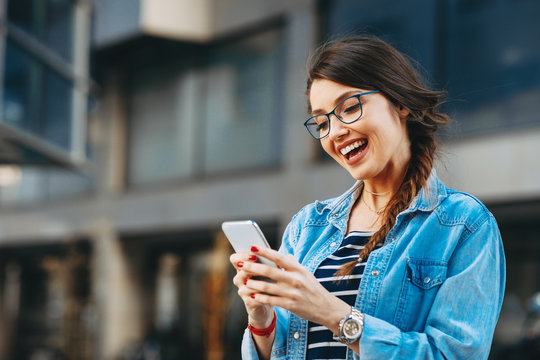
[0, 0, 539, 359]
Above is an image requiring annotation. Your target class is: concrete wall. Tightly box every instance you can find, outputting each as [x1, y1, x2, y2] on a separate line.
[141, 0, 213, 42]
[93, 0, 312, 47]
[438, 128, 540, 203]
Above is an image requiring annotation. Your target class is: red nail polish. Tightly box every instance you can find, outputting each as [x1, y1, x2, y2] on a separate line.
[250, 293, 255, 299]
[248, 255, 257, 261]
[237, 261, 244, 268]
[244, 279, 248, 285]
[251, 246, 259, 252]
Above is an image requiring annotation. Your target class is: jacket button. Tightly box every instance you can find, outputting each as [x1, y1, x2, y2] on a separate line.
[333, 213, 339, 218]
[424, 277, 431, 284]
[330, 242, 337, 247]
[371, 270, 379, 277]
[293, 332, 300, 339]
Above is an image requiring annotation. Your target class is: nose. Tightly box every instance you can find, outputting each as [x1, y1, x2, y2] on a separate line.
[327, 114, 349, 140]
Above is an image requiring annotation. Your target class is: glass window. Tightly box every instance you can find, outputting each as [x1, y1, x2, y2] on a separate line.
[3, 39, 73, 150]
[321, 0, 438, 79]
[321, 0, 540, 135]
[127, 27, 285, 185]
[202, 28, 285, 173]
[128, 64, 201, 185]
[7, 0, 74, 61]
[445, 0, 540, 133]
[0, 0, 91, 205]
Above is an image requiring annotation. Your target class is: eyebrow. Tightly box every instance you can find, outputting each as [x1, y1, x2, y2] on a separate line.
[311, 90, 362, 115]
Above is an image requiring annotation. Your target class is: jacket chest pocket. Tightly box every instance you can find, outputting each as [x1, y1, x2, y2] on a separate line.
[394, 258, 448, 331]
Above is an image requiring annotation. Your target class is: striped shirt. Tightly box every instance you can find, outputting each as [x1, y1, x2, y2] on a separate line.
[306, 231, 380, 360]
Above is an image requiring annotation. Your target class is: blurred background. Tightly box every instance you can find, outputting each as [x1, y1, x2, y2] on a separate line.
[0, 0, 539, 359]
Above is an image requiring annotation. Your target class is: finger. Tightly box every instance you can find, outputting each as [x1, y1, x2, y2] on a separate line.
[242, 261, 296, 284]
[250, 292, 293, 310]
[230, 253, 259, 271]
[230, 252, 258, 263]
[232, 270, 252, 288]
[230, 253, 258, 265]
[238, 284, 258, 298]
[251, 247, 305, 272]
[245, 277, 293, 298]
[238, 285, 269, 307]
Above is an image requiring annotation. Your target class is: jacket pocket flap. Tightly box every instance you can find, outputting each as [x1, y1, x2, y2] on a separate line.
[407, 258, 448, 290]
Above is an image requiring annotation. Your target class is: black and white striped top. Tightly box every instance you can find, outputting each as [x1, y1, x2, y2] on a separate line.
[306, 231, 380, 360]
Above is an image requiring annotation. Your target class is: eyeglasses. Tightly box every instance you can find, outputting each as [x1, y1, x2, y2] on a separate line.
[304, 90, 380, 139]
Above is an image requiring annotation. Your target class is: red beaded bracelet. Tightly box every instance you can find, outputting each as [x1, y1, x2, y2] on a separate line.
[248, 311, 277, 338]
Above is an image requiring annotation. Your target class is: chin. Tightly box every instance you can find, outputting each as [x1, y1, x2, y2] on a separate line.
[344, 164, 379, 181]
[344, 167, 369, 181]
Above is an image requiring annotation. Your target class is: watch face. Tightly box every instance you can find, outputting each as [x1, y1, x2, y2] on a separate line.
[343, 319, 361, 338]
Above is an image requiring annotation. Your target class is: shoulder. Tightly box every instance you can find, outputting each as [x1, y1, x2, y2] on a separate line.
[435, 187, 495, 233]
[280, 196, 338, 251]
[284, 191, 346, 239]
[290, 196, 338, 226]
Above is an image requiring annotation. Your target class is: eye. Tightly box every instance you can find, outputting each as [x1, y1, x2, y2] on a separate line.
[343, 102, 361, 114]
[316, 119, 329, 131]
[338, 96, 362, 115]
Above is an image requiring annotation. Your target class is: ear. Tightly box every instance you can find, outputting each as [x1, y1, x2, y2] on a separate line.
[396, 105, 410, 119]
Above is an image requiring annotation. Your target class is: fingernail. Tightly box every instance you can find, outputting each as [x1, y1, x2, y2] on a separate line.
[250, 293, 255, 299]
[248, 255, 257, 261]
[237, 261, 244, 268]
[244, 279, 248, 285]
[250, 246, 259, 252]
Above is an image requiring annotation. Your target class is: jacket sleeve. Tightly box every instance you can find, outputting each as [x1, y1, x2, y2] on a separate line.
[241, 215, 300, 359]
[355, 214, 506, 360]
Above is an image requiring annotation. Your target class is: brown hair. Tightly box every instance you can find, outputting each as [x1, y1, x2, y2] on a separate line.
[306, 35, 450, 276]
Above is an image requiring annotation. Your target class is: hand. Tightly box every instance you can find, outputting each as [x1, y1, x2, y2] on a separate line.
[239, 246, 351, 332]
[230, 252, 274, 328]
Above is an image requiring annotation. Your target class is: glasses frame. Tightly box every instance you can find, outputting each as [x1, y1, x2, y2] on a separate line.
[304, 90, 380, 139]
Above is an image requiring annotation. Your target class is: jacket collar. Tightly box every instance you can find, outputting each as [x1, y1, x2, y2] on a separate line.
[315, 180, 363, 218]
[317, 170, 446, 218]
[407, 170, 447, 212]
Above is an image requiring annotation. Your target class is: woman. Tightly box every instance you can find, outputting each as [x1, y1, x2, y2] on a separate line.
[230, 35, 505, 360]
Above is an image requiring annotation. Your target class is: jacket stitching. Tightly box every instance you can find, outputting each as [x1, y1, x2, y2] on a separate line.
[271, 347, 286, 357]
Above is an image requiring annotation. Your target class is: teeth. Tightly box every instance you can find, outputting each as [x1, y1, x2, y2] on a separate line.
[340, 140, 366, 156]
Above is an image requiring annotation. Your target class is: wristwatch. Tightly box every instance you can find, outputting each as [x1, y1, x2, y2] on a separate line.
[333, 307, 364, 344]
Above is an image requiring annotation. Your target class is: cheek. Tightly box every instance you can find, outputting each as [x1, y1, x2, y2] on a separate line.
[320, 140, 336, 158]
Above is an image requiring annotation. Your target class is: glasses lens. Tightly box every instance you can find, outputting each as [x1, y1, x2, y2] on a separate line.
[335, 96, 363, 123]
[305, 115, 329, 139]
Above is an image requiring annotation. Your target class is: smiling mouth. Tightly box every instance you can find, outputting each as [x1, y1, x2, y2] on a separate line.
[340, 139, 368, 160]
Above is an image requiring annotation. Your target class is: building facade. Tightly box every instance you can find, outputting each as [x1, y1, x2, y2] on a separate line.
[0, 0, 539, 359]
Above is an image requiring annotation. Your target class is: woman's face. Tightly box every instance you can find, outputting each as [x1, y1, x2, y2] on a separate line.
[309, 79, 411, 184]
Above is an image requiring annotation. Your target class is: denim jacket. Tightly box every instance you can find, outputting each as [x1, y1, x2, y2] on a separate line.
[242, 172, 505, 359]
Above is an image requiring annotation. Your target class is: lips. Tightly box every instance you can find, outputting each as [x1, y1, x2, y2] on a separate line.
[339, 138, 368, 162]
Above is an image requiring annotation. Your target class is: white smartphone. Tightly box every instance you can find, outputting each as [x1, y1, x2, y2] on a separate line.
[222, 220, 278, 268]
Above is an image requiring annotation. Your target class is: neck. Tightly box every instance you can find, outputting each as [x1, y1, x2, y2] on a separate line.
[362, 168, 407, 199]
[361, 161, 409, 212]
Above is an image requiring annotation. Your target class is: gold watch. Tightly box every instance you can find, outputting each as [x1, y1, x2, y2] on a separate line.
[333, 307, 364, 344]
